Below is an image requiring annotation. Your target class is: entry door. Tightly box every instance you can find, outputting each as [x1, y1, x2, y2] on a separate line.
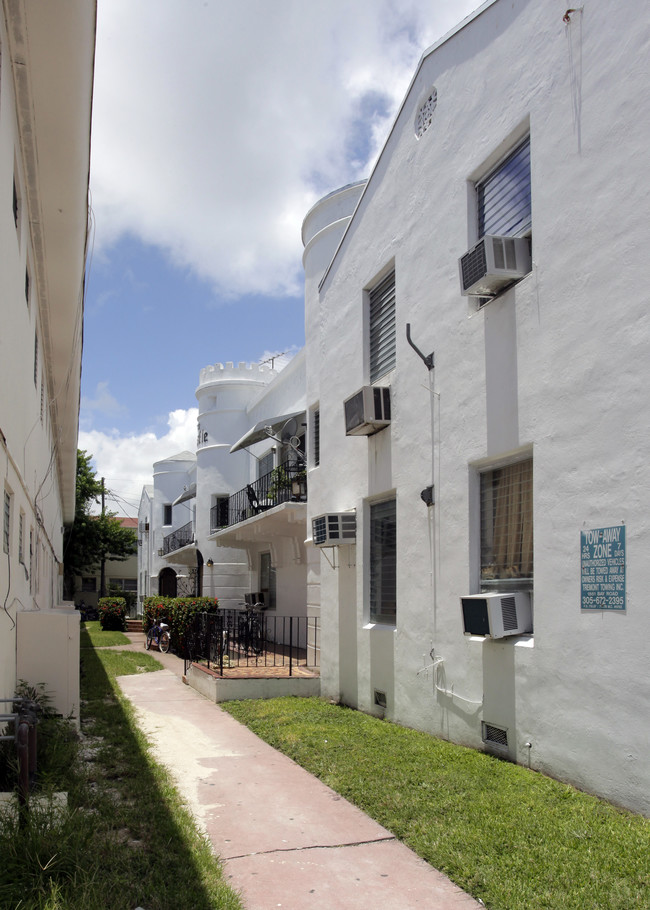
[159, 567, 177, 598]
[259, 552, 276, 610]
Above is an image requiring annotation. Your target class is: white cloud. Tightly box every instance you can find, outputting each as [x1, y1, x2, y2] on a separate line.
[79, 408, 199, 515]
[90, 0, 480, 300]
[80, 381, 126, 420]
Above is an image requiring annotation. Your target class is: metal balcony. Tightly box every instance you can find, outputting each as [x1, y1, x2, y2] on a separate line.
[215, 459, 307, 530]
[162, 520, 194, 555]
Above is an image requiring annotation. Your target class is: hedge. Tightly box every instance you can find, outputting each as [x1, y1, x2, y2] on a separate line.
[98, 597, 127, 632]
[142, 596, 219, 656]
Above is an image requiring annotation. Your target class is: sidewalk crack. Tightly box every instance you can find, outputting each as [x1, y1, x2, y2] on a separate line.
[226, 835, 397, 861]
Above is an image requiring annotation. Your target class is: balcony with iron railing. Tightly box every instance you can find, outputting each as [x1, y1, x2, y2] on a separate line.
[162, 519, 194, 555]
[211, 459, 307, 531]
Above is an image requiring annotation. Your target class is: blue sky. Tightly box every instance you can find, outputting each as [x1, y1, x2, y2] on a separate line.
[79, 0, 481, 516]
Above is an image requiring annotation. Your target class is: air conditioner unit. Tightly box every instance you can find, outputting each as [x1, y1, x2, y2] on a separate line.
[344, 386, 391, 436]
[312, 511, 356, 547]
[459, 234, 531, 297]
[460, 592, 532, 638]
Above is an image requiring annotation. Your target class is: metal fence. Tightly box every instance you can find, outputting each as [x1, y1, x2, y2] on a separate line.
[184, 610, 319, 677]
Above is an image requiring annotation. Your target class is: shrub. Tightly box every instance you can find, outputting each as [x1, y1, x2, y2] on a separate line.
[98, 597, 127, 631]
[142, 596, 174, 633]
[142, 596, 219, 655]
[169, 598, 219, 657]
[107, 581, 136, 613]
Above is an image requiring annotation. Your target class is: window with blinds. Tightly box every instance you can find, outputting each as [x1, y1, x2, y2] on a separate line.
[312, 408, 320, 467]
[369, 498, 397, 623]
[260, 551, 276, 610]
[3, 490, 11, 554]
[369, 270, 396, 383]
[258, 449, 274, 479]
[478, 136, 531, 239]
[480, 458, 533, 590]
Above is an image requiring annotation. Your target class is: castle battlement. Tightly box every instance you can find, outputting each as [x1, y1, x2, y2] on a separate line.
[198, 361, 275, 388]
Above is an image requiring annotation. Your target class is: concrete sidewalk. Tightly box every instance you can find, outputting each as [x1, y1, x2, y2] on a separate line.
[117, 664, 481, 909]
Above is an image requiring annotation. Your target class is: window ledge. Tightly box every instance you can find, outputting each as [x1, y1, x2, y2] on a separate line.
[363, 622, 396, 632]
[466, 633, 534, 647]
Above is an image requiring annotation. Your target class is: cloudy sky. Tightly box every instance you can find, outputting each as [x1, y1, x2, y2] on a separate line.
[80, 0, 481, 516]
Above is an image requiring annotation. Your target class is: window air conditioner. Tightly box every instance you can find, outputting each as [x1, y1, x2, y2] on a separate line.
[312, 511, 356, 547]
[460, 592, 532, 638]
[459, 234, 531, 297]
[344, 386, 391, 436]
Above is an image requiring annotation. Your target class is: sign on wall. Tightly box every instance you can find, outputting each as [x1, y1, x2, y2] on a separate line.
[580, 525, 625, 611]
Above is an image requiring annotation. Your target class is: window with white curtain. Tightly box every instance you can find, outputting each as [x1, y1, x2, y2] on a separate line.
[480, 458, 533, 591]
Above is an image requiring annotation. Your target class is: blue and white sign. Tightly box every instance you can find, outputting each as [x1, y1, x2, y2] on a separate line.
[580, 525, 625, 611]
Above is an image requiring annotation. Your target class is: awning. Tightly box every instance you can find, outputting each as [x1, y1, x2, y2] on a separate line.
[172, 483, 196, 506]
[230, 410, 305, 454]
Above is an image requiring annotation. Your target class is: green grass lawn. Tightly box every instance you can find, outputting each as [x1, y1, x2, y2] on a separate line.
[223, 696, 650, 910]
[0, 643, 242, 910]
[79, 619, 131, 648]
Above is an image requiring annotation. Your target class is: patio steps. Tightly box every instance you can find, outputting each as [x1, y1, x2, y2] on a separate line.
[125, 619, 142, 633]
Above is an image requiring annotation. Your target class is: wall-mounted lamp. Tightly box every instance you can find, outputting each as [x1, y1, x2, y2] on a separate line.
[206, 559, 214, 568]
[420, 485, 435, 507]
[157, 548, 163, 557]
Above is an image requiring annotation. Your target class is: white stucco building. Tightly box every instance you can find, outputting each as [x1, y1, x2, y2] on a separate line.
[304, 0, 650, 815]
[139, 359, 311, 614]
[0, 1, 95, 718]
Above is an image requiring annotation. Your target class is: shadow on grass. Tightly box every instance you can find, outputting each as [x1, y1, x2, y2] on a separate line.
[10, 645, 242, 910]
[79, 620, 131, 649]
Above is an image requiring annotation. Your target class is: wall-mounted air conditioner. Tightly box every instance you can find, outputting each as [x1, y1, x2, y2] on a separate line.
[460, 592, 532, 638]
[312, 511, 356, 547]
[344, 386, 391, 436]
[459, 234, 531, 297]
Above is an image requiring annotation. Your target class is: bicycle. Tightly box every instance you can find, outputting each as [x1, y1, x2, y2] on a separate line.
[236, 604, 265, 655]
[145, 620, 170, 653]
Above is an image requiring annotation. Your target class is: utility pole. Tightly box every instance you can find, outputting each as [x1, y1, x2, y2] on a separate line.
[100, 477, 106, 598]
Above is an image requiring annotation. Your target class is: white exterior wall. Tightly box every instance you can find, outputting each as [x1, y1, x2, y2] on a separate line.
[137, 486, 154, 602]
[303, 185, 367, 633]
[195, 362, 275, 608]
[211, 353, 310, 617]
[0, 2, 94, 714]
[149, 452, 196, 596]
[306, 0, 650, 814]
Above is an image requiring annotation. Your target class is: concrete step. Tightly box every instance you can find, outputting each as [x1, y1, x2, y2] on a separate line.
[126, 619, 143, 632]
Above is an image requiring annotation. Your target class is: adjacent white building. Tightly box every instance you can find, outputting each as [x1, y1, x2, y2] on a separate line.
[304, 0, 650, 815]
[0, 1, 95, 718]
[139, 359, 311, 614]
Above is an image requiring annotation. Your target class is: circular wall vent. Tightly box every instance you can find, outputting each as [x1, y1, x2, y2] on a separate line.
[415, 88, 437, 139]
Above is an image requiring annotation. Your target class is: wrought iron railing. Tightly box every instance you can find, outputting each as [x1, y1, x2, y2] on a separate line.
[183, 610, 319, 676]
[218, 459, 307, 529]
[162, 519, 194, 555]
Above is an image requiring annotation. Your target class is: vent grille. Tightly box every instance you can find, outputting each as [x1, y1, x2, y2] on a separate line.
[482, 723, 508, 748]
[461, 240, 488, 291]
[493, 237, 518, 271]
[500, 595, 518, 630]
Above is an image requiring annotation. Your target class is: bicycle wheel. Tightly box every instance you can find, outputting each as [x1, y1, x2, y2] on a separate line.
[159, 631, 170, 653]
[145, 629, 154, 650]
